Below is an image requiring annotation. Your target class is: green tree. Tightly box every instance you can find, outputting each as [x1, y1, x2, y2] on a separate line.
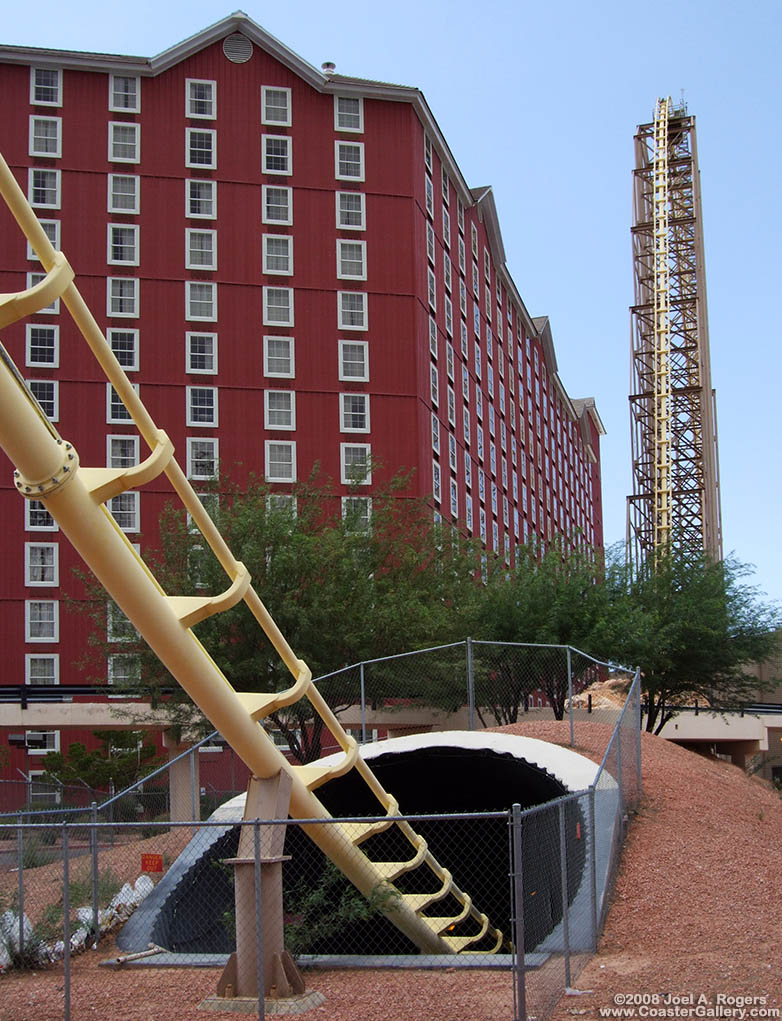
[40, 730, 160, 791]
[599, 548, 781, 733]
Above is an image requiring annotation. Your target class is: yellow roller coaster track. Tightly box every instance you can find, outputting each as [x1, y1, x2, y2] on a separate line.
[0, 151, 503, 956]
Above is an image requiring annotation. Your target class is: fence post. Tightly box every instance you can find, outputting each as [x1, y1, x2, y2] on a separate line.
[63, 821, 71, 1021]
[90, 801, 99, 941]
[359, 662, 367, 745]
[190, 746, 198, 825]
[466, 638, 475, 732]
[588, 785, 598, 952]
[567, 647, 574, 747]
[253, 820, 264, 1021]
[558, 800, 572, 989]
[16, 814, 24, 959]
[511, 803, 527, 1021]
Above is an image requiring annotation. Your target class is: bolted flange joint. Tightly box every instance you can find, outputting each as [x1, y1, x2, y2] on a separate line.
[13, 439, 80, 498]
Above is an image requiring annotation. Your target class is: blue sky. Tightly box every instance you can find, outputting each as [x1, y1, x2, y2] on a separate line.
[4, 0, 780, 602]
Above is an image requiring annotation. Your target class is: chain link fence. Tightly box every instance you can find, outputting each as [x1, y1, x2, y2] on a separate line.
[0, 669, 642, 1020]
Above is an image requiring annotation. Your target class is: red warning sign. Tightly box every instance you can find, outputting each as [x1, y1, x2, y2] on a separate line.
[141, 853, 164, 873]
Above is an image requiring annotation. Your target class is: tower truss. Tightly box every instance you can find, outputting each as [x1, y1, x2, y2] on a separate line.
[627, 97, 722, 566]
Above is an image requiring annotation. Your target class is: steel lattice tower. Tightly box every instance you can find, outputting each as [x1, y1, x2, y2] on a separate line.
[627, 97, 722, 567]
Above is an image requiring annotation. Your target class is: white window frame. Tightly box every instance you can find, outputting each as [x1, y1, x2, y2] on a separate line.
[25, 500, 57, 532]
[108, 653, 140, 688]
[432, 460, 441, 503]
[28, 168, 61, 209]
[186, 78, 216, 119]
[107, 224, 139, 266]
[186, 385, 219, 427]
[264, 389, 296, 430]
[262, 234, 294, 275]
[107, 434, 140, 469]
[185, 229, 217, 270]
[425, 175, 434, 217]
[337, 292, 367, 331]
[107, 277, 139, 318]
[336, 239, 366, 280]
[26, 731, 60, 756]
[340, 443, 372, 485]
[186, 332, 218, 374]
[106, 382, 137, 424]
[109, 491, 140, 533]
[335, 191, 366, 230]
[186, 281, 217, 322]
[186, 179, 217, 219]
[30, 67, 62, 107]
[107, 174, 140, 214]
[261, 86, 292, 126]
[335, 141, 365, 181]
[107, 328, 139, 372]
[109, 74, 140, 113]
[187, 437, 219, 480]
[108, 121, 140, 163]
[262, 185, 292, 224]
[25, 654, 59, 686]
[29, 115, 62, 158]
[265, 440, 297, 483]
[263, 286, 294, 326]
[26, 272, 59, 314]
[26, 219, 59, 261]
[338, 340, 368, 382]
[334, 95, 363, 132]
[25, 324, 59, 367]
[340, 392, 370, 433]
[25, 599, 59, 642]
[25, 542, 59, 586]
[262, 134, 292, 175]
[263, 336, 295, 378]
[27, 379, 58, 421]
[341, 496, 372, 532]
[185, 127, 216, 169]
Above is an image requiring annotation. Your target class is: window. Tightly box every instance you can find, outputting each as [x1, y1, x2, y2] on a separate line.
[264, 336, 295, 377]
[186, 128, 216, 168]
[450, 478, 458, 518]
[186, 281, 217, 321]
[25, 600, 58, 641]
[431, 412, 440, 454]
[187, 386, 218, 426]
[335, 95, 363, 132]
[26, 732, 60, 755]
[29, 116, 61, 157]
[444, 258, 452, 293]
[337, 239, 366, 279]
[31, 68, 61, 106]
[186, 229, 217, 270]
[107, 435, 139, 468]
[108, 174, 139, 214]
[336, 191, 365, 229]
[107, 277, 139, 317]
[107, 602, 136, 642]
[187, 437, 218, 479]
[449, 433, 457, 472]
[341, 443, 371, 485]
[263, 235, 293, 275]
[426, 222, 436, 265]
[26, 325, 58, 367]
[108, 224, 139, 265]
[445, 295, 453, 337]
[464, 451, 472, 489]
[187, 179, 216, 218]
[335, 141, 364, 181]
[26, 272, 59, 313]
[457, 197, 465, 233]
[28, 168, 60, 208]
[265, 440, 296, 482]
[338, 340, 368, 381]
[25, 543, 58, 586]
[262, 86, 291, 125]
[471, 223, 479, 258]
[338, 292, 367, 330]
[262, 185, 292, 224]
[109, 491, 139, 531]
[429, 315, 438, 358]
[186, 332, 217, 373]
[341, 496, 371, 532]
[264, 390, 296, 429]
[263, 286, 294, 326]
[109, 122, 139, 163]
[427, 267, 437, 311]
[442, 205, 451, 248]
[26, 654, 59, 685]
[26, 500, 57, 532]
[432, 460, 441, 503]
[109, 75, 140, 112]
[108, 329, 139, 371]
[424, 134, 433, 171]
[340, 393, 370, 432]
[425, 176, 434, 216]
[26, 220, 59, 262]
[108, 654, 140, 687]
[447, 385, 456, 427]
[28, 380, 57, 421]
[107, 383, 137, 423]
[430, 363, 439, 406]
[262, 135, 292, 174]
[186, 79, 216, 118]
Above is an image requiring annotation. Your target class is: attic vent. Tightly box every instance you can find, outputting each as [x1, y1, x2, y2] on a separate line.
[223, 33, 253, 63]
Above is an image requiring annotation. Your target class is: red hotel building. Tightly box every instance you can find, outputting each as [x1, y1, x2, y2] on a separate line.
[0, 13, 604, 792]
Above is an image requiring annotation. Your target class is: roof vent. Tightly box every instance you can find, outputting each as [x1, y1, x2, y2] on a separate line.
[223, 33, 253, 63]
[322, 61, 336, 75]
